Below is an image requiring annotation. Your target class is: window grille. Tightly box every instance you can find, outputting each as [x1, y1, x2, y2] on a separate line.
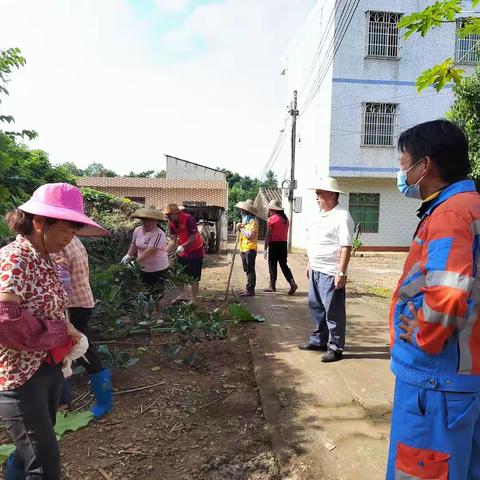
[349, 193, 380, 234]
[367, 11, 401, 58]
[362, 103, 398, 146]
[455, 19, 480, 64]
[183, 201, 207, 207]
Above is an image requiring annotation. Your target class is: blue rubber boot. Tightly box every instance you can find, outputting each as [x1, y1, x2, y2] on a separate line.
[89, 368, 113, 418]
[58, 379, 71, 407]
[4, 454, 25, 480]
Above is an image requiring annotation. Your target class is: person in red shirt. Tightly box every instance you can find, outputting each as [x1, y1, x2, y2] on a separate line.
[164, 203, 204, 304]
[263, 199, 298, 295]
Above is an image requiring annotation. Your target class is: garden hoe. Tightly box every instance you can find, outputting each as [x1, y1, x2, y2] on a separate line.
[224, 231, 240, 301]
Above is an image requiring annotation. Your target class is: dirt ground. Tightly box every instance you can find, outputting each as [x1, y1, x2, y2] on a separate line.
[347, 252, 407, 296]
[0, 251, 408, 480]
[0, 255, 287, 480]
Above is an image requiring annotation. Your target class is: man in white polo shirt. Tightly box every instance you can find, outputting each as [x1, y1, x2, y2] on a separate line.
[299, 177, 354, 362]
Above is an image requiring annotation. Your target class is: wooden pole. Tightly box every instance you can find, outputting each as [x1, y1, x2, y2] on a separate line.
[224, 232, 240, 300]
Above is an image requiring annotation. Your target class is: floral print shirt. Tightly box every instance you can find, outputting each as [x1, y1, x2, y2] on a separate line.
[0, 235, 67, 390]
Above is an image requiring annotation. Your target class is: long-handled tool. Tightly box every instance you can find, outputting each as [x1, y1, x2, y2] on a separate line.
[224, 232, 240, 301]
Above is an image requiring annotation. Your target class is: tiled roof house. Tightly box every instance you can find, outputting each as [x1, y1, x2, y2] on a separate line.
[254, 188, 283, 221]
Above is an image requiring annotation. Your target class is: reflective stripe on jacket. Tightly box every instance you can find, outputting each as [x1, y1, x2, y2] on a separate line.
[389, 180, 480, 392]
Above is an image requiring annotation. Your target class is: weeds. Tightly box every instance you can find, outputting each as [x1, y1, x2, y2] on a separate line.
[89, 260, 193, 338]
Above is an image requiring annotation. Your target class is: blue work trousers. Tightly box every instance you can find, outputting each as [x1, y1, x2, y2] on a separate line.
[307, 270, 346, 351]
[387, 378, 480, 479]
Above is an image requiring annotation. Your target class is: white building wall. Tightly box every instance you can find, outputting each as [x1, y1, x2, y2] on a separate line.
[166, 156, 226, 180]
[337, 178, 419, 247]
[288, 179, 419, 249]
[329, 0, 461, 177]
[283, 0, 336, 249]
[279, 0, 476, 249]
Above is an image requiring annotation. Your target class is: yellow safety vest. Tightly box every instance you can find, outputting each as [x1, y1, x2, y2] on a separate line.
[239, 219, 259, 252]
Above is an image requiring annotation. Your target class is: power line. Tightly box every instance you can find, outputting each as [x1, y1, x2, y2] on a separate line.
[300, 0, 356, 111]
[258, 116, 289, 179]
[302, 0, 359, 113]
[299, 0, 342, 94]
[301, 0, 360, 114]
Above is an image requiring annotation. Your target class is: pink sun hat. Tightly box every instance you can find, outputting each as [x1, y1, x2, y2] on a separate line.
[18, 183, 109, 237]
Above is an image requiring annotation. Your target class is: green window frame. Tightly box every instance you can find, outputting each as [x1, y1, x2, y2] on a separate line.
[349, 193, 380, 233]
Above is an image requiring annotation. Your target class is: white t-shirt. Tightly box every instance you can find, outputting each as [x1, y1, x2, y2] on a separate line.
[306, 206, 354, 276]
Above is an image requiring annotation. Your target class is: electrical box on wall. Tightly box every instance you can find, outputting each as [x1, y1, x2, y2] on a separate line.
[294, 196, 302, 213]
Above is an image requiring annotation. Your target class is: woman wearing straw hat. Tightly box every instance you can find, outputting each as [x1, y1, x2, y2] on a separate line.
[0, 183, 108, 479]
[121, 206, 169, 288]
[263, 199, 298, 295]
[235, 199, 259, 297]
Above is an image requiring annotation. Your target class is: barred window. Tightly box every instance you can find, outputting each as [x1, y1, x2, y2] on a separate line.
[349, 193, 380, 234]
[455, 19, 480, 64]
[362, 103, 398, 146]
[367, 11, 401, 58]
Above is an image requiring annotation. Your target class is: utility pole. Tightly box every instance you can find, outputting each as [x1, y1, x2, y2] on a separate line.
[288, 90, 299, 254]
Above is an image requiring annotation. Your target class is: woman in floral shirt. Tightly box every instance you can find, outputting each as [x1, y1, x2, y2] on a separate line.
[0, 183, 107, 479]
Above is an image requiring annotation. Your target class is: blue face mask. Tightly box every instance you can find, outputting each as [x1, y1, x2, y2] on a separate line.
[397, 158, 426, 199]
[242, 212, 255, 223]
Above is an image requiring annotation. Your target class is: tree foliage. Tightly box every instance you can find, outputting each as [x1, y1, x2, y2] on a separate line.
[126, 169, 166, 178]
[218, 168, 278, 223]
[447, 66, 480, 177]
[0, 48, 73, 217]
[83, 162, 117, 177]
[59, 162, 166, 179]
[0, 48, 36, 140]
[399, 0, 480, 91]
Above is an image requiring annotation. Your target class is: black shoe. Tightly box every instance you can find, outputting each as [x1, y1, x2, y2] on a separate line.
[298, 343, 328, 352]
[321, 349, 342, 363]
[288, 281, 298, 296]
[240, 290, 255, 297]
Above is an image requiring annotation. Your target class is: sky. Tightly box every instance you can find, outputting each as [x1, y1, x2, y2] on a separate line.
[1, 0, 314, 177]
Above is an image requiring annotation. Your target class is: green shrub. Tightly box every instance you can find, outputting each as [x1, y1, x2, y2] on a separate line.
[0, 216, 11, 248]
[352, 238, 362, 255]
[89, 260, 194, 338]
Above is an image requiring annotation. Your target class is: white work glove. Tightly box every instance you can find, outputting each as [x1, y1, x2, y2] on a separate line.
[62, 334, 89, 378]
[176, 245, 185, 254]
[120, 255, 134, 264]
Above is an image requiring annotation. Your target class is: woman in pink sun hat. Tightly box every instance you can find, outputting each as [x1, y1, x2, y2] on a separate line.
[0, 183, 107, 479]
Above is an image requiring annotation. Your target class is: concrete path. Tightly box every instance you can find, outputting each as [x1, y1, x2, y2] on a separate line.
[233, 249, 394, 480]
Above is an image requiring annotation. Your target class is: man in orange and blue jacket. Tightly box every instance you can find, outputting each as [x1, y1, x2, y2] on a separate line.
[387, 120, 480, 480]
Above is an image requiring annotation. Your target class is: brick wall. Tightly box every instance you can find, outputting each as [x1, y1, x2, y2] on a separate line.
[77, 177, 228, 209]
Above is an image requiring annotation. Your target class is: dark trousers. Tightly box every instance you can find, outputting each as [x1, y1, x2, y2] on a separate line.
[308, 270, 346, 351]
[268, 241, 294, 285]
[68, 307, 103, 374]
[240, 250, 257, 291]
[0, 363, 63, 479]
